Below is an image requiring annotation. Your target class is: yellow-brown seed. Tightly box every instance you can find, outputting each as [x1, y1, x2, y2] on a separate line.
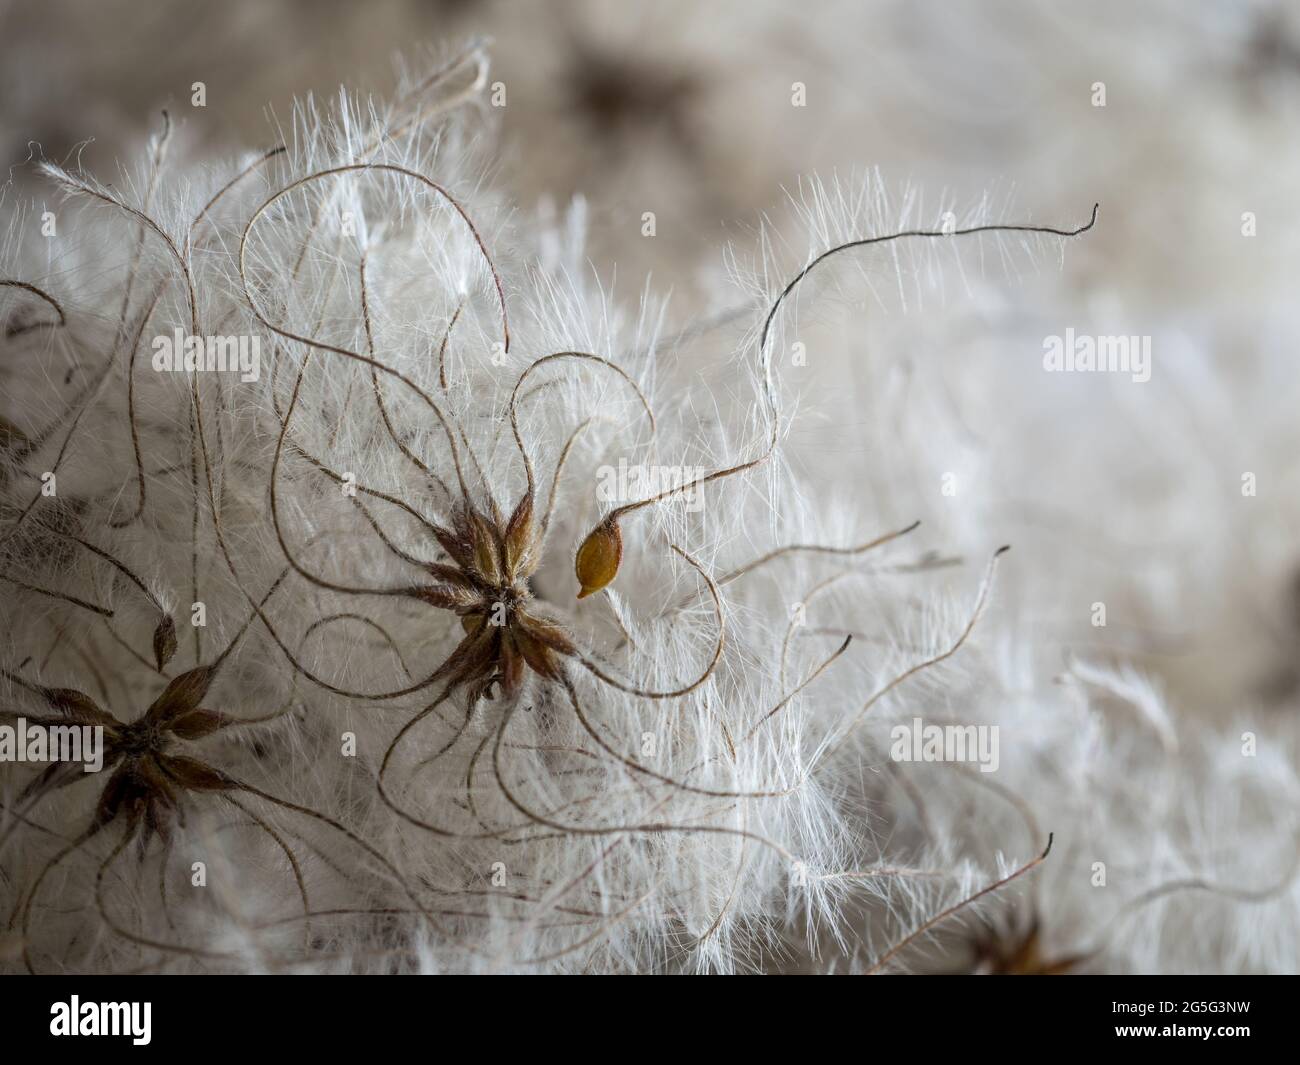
[574, 518, 623, 599]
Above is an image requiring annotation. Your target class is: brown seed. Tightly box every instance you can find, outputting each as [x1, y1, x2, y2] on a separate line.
[575, 518, 623, 599]
[153, 614, 178, 671]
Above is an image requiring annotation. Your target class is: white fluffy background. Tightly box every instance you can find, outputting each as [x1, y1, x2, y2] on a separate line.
[0, 0, 1298, 973]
